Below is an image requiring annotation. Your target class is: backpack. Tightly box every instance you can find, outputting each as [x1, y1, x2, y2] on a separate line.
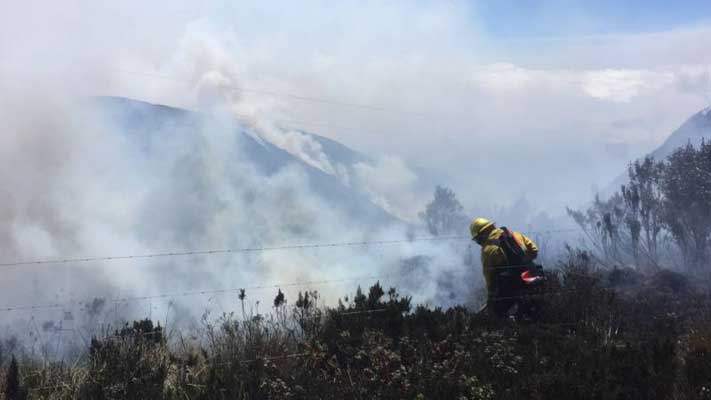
[498, 227, 545, 288]
[498, 227, 528, 266]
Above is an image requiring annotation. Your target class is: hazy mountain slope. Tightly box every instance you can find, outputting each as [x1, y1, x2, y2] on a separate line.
[95, 96, 399, 227]
[650, 107, 711, 160]
[605, 106, 711, 196]
[306, 130, 371, 167]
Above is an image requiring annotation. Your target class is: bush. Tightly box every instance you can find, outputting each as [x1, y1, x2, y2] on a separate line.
[3, 267, 711, 399]
[78, 319, 168, 400]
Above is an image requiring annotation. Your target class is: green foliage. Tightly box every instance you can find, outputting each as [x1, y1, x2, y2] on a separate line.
[567, 194, 629, 265]
[78, 319, 167, 399]
[661, 141, 711, 271]
[571, 141, 711, 274]
[4, 274, 711, 399]
[622, 156, 665, 267]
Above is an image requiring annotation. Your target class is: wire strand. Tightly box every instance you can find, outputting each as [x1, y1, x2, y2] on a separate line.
[0, 229, 580, 269]
[115, 69, 428, 117]
[0, 229, 581, 313]
[0, 235, 470, 269]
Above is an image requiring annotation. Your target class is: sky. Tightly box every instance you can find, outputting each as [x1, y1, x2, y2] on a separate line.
[475, 0, 711, 37]
[2, 0, 711, 211]
[1, 0, 711, 344]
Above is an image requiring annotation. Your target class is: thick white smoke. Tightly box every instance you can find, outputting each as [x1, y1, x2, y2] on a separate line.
[8, 0, 711, 356]
[0, 80, 478, 357]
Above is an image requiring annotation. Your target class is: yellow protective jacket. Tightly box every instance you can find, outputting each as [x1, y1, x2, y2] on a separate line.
[481, 228, 538, 290]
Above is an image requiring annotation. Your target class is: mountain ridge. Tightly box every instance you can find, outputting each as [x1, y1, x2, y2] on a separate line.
[94, 96, 401, 227]
[603, 105, 711, 197]
[650, 106, 711, 160]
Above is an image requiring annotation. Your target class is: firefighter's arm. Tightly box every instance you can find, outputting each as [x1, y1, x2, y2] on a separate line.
[521, 234, 539, 260]
[482, 246, 508, 268]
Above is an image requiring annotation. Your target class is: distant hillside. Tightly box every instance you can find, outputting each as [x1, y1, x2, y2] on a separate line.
[605, 106, 711, 196]
[650, 107, 711, 160]
[95, 96, 399, 227]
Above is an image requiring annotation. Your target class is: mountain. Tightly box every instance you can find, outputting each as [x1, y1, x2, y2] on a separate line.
[94, 96, 399, 227]
[650, 107, 711, 160]
[604, 106, 711, 196]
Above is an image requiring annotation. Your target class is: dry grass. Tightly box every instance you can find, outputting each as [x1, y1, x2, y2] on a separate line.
[1, 268, 711, 399]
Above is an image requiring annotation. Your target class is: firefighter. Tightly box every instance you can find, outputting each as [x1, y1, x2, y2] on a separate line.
[470, 217, 539, 317]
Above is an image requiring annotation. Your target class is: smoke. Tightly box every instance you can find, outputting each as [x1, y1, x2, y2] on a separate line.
[149, 22, 425, 212]
[254, 122, 349, 180]
[353, 156, 421, 221]
[0, 76, 477, 353]
[4, 2, 711, 213]
[4, 0, 711, 356]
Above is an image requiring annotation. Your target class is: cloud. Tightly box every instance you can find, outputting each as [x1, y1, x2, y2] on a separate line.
[470, 63, 536, 92]
[468, 63, 685, 104]
[581, 69, 675, 102]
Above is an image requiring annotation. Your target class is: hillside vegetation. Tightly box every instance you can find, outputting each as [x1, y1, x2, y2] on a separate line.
[1, 251, 710, 400]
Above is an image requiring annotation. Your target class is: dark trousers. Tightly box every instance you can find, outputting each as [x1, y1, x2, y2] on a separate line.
[487, 267, 536, 318]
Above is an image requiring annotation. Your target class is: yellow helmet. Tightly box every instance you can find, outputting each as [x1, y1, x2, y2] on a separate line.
[470, 217, 494, 239]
